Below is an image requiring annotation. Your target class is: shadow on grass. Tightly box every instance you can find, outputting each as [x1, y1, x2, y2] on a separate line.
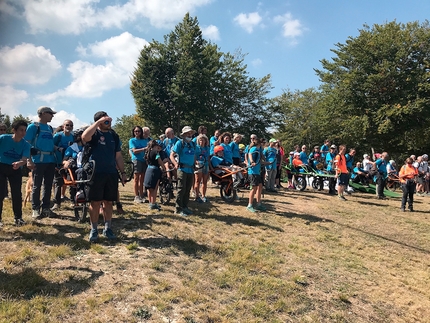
[0, 266, 103, 299]
[135, 236, 208, 257]
[275, 211, 335, 224]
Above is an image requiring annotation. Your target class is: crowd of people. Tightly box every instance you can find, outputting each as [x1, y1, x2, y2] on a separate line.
[1, 107, 429, 241]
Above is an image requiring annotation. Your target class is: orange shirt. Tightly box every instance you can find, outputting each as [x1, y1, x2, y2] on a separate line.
[292, 158, 303, 167]
[334, 154, 348, 173]
[399, 164, 418, 183]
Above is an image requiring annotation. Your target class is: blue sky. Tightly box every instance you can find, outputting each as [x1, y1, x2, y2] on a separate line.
[0, 0, 429, 130]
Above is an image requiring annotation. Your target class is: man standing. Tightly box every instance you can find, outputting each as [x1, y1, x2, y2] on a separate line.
[374, 152, 389, 200]
[25, 106, 57, 219]
[170, 126, 197, 216]
[51, 119, 74, 210]
[82, 111, 126, 242]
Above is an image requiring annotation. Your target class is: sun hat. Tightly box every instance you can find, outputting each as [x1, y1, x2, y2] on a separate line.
[239, 144, 245, 150]
[180, 126, 196, 136]
[363, 154, 369, 158]
[214, 145, 224, 153]
[269, 138, 277, 143]
[294, 152, 300, 156]
[330, 144, 337, 149]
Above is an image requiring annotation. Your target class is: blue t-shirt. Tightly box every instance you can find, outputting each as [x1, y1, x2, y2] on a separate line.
[210, 155, 231, 168]
[248, 146, 261, 175]
[129, 137, 150, 162]
[320, 144, 329, 159]
[299, 151, 308, 165]
[164, 136, 180, 156]
[24, 122, 56, 164]
[64, 143, 83, 160]
[374, 158, 388, 180]
[351, 166, 365, 179]
[196, 145, 210, 168]
[209, 136, 218, 155]
[221, 143, 233, 164]
[264, 147, 277, 170]
[325, 152, 336, 171]
[230, 141, 240, 159]
[54, 131, 74, 165]
[172, 139, 197, 174]
[345, 153, 354, 170]
[0, 134, 31, 165]
[88, 130, 120, 174]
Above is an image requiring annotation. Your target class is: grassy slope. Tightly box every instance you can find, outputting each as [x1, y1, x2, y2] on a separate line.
[0, 181, 429, 323]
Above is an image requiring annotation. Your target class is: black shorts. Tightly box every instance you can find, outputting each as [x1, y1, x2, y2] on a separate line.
[133, 160, 147, 173]
[88, 172, 118, 201]
[338, 173, 349, 186]
[249, 174, 262, 186]
[144, 166, 162, 189]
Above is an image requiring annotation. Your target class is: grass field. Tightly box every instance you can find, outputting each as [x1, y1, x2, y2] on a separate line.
[1, 179, 430, 323]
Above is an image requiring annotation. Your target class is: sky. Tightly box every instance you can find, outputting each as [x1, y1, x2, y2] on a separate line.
[0, 0, 429, 130]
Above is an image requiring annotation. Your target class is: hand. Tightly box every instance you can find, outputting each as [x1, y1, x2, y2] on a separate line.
[12, 161, 21, 170]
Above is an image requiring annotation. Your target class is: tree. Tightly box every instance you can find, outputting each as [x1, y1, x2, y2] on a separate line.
[315, 20, 430, 157]
[131, 13, 273, 139]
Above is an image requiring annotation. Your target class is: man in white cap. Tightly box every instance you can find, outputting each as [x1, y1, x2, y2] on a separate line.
[170, 126, 197, 216]
[25, 106, 57, 219]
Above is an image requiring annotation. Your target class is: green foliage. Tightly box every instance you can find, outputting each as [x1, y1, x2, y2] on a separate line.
[131, 13, 273, 139]
[314, 20, 430, 157]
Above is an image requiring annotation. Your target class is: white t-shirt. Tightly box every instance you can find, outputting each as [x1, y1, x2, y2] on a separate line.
[362, 158, 372, 172]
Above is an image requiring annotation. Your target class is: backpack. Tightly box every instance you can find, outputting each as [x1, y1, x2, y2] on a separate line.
[80, 129, 120, 166]
[30, 122, 54, 155]
[368, 163, 379, 177]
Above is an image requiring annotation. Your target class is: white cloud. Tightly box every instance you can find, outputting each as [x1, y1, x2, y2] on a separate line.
[251, 58, 262, 67]
[274, 13, 305, 43]
[233, 12, 262, 33]
[201, 25, 220, 41]
[27, 109, 90, 129]
[1, 0, 212, 35]
[0, 86, 28, 117]
[40, 32, 148, 101]
[0, 43, 61, 85]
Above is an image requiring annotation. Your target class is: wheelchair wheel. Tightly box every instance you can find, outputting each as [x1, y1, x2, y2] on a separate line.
[311, 177, 319, 190]
[220, 182, 237, 203]
[74, 203, 88, 223]
[293, 176, 307, 191]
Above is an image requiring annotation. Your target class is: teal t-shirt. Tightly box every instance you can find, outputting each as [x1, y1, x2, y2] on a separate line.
[0, 134, 31, 165]
[24, 122, 56, 163]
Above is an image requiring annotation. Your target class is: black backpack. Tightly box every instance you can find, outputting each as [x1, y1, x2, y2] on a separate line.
[80, 129, 120, 166]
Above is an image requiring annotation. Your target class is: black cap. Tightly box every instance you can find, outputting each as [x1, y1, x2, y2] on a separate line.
[94, 111, 108, 122]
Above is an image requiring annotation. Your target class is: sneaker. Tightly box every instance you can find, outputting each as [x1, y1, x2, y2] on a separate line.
[183, 208, 193, 215]
[247, 205, 258, 213]
[338, 195, 347, 201]
[32, 209, 41, 219]
[345, 190, 351, 195]
[51, 203, 60, 211]
[191, 191, 196, 198]
[89, 229, 99, 242]
[103, 228, 116, 240]
[400, 207, 406, 212]
[15, 218, 26, 226]
[377, 196, 387, 200]
[42, 208, 56, 218]
[201, 196, 207, 203]
[154, 203, 161, 210]
[255, 204, 267, 211]
[409, 208, 414, 212]
[175, 210, 188, 217]
[149, 203, 160, 210]
[60, 196, 70, 202]
[134, 196, 143, 204]
[195, 196, 203, 203]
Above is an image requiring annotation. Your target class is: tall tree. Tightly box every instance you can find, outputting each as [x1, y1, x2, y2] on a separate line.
[131, 13, 273, 139]
[315, 20, 430, 156]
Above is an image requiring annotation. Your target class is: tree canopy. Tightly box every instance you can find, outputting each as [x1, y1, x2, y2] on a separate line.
[314, 20, 430, 157]
[130, 13, 273, 139]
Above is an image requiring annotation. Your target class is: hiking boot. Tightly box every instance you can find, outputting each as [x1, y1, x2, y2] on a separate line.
[103, 228, 116, 240]
[15, 218, 26, 226]
[400, 207, 405, 212]
[338, 195, 347, 201]
[247, 205, 258, 213]
[51, 203, 60, 211]
[409, 208, 414, 212]
[89, 229, 99, 242]
[32, 209, 41, 219]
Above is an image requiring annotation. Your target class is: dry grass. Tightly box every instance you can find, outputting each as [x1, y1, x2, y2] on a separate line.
[1, 180, 430, 322]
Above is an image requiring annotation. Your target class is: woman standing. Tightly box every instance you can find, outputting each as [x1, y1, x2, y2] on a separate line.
[246, 138, 266, 212]
[194, 134, 210, 203]
[230, 133, 243, 166]
[144, 140, 165, 210]
[0, 120, 32, 226]
[129, 126, 147, 203]
[399, 157, 418, 212]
